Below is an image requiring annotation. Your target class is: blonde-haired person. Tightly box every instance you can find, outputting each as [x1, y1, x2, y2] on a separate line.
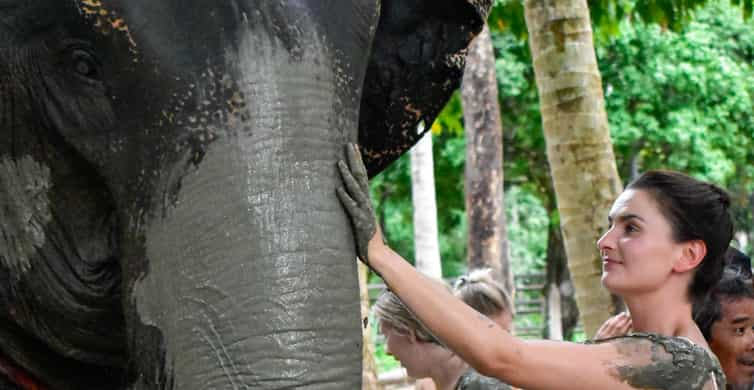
[416, 269, 516, 390]
[374, 288, 510, 390]
[338, 143, 728, 389]
[454, 268, 514, 332]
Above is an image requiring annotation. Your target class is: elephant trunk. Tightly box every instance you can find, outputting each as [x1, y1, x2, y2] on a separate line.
[124, 32, 365, 389]
[131, 137, 362, 389]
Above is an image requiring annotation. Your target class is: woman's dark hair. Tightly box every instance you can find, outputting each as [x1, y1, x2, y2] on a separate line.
[627, 170, 733, 303]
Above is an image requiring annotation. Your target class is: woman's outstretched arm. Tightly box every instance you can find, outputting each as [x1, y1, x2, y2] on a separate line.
[336, 143, 720, 390]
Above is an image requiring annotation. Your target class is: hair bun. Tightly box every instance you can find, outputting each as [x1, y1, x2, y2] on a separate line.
[453, 276, 469, 289]
[711, 184, 731, 208]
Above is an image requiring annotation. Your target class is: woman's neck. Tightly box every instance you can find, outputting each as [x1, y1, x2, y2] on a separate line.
[623, 288, 694, 337]
[428, 354, 468, 390]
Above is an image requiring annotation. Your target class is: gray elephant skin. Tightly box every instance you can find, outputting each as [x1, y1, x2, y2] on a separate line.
[0, 0, 489, 388]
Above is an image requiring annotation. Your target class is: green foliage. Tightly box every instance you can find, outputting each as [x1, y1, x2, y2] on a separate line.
[488, 0, 526, 38]
[369, 124, 550, 280]
[732, 0, 754, 18]
[369, 128, 470, 279]
[489, 0, 754, 254]
[599, 1, 754, 246]
[506, 187, 549, 274]
[628, 0, 708, 31]
[488, 0, 752, 42]
[431, 92, 465, 136]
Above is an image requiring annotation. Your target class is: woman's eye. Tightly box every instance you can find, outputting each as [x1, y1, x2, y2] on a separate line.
[735, 327, 746, 336]
[625, 225, 638, 233]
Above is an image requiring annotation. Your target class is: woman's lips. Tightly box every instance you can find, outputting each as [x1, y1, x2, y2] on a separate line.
[602, 257, 623, 270]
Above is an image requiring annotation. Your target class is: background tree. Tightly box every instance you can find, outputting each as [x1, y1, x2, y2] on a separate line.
[411, 129, 444, 279]
[462, 24, 512, 293]
[523, 0, 624, 336]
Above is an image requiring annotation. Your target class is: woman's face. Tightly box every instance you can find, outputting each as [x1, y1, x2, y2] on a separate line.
[597, 189, 683, 296]
[380, 320, 427, 378]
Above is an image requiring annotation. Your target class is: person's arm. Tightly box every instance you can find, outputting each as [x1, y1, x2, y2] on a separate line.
[336, 143, 716, 390]
[367, 241, 631, 389]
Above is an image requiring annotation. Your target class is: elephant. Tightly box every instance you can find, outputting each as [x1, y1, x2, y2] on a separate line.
[0, 0, 490, 388]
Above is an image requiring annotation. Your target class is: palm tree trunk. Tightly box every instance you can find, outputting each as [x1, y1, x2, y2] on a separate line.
[410, 131, 443, 279]
[461, 25, 512, 294]
[524, 0, 623, 336]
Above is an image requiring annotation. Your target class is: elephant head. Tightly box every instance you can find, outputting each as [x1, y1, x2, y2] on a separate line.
[0, 0, 489, 388]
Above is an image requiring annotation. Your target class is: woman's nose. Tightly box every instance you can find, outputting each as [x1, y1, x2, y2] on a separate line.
[597, 227, 614, 251]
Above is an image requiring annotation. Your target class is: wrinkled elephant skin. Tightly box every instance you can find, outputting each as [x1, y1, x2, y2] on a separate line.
[0, 0, 489, 388]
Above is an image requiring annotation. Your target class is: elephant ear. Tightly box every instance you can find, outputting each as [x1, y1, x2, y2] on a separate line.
[359, 0, 492, 177]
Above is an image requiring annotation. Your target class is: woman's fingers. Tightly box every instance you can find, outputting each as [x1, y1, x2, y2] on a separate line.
[594, 312, 632, 339]
[338, 160, 369, 206]
[336, 144, 380, 265]
[347, 143, 370, 193]
[336, 186, 359, 218]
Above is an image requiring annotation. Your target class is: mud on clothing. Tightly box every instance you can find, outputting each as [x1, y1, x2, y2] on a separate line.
[589, 332, 725, 390]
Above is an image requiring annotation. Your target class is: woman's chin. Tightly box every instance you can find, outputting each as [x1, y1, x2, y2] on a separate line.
[601, 273, 623, 293]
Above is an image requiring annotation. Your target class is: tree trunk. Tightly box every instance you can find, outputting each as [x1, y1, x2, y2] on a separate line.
[410, 131, 443, 279]
[524, 0, 623, 336]
[359, 262, 382, 390]
[544, 217, 579, 340]
[546, 282, 563, 340]
[461, 25, 512, 294]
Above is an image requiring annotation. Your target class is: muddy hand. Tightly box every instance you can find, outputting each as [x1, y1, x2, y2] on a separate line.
[337, 143, 379, 265]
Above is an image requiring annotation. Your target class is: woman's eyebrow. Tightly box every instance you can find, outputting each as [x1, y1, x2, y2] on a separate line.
[608, 213, 646, 224]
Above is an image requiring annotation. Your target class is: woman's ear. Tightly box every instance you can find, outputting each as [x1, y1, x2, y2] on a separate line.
[673, 240, 707, 273]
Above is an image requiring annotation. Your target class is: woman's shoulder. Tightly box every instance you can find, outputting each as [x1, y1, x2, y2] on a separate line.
[588, 332, 725, 389]
[456, 369, 512, 390]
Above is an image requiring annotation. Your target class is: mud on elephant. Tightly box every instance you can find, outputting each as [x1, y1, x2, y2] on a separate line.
[0, 0, 490, 388]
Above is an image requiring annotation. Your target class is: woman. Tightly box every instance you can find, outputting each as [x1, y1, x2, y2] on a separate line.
[452, 268, 515, 389]
[415, 269, 516, 389]
[337, 143, 729, 389]
[374, 288, 511, 390]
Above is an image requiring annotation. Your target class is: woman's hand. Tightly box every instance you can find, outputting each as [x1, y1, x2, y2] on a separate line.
[594, 312, 632, 340]
[336, 143, 383, 266]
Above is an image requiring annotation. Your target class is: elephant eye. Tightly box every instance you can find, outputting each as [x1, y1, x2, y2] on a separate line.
[70, 49, 102, 81]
